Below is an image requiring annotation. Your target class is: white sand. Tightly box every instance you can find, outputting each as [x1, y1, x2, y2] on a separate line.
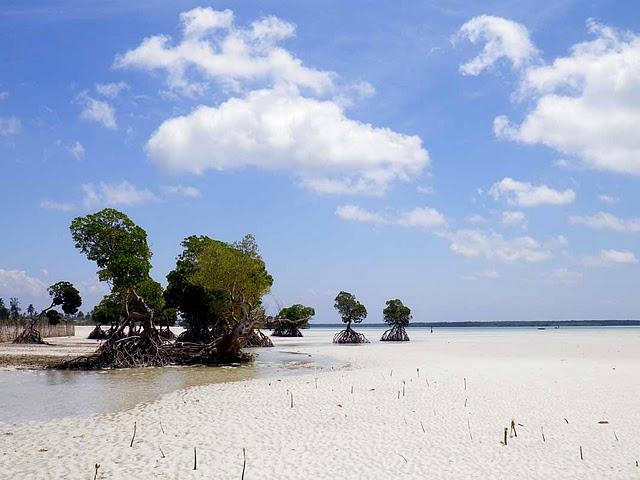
[2, 327, 640, 479]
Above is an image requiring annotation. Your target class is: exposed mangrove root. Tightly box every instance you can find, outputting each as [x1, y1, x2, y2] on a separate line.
[333, 328, 369, 344]
[13, 325, 47, 345]
[242, 329, 274, 348]
[271, 326, 303, 337]
[88, 325, 109, 340]
[381, 325, 410, 342]
[60, 328, 169, 369]
[176, 328, 213, 344]
[158, 327, 176, 341]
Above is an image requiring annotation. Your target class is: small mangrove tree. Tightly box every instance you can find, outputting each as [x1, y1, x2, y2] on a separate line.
[333, 291, 369, 344]
[380, 298, 411, 341]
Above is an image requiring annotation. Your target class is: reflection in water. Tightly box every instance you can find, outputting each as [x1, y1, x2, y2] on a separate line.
[0, 348, 338, 425]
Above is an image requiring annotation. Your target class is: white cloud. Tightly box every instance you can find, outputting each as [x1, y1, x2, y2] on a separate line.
[78, 94, 117, 129]
[445, 229, 552, 263]
[95, 81, 129, 98]
[147, 88, 429, 195]
[0, 116, 21, 136]
[456, 15, 538, 75]
[68, 141, 85, 160]
[501, 210, 526, 226]
[569, 212, 640, 233]
[465, 213, 488, 224]
[598, 194, 619, 205]
[489, 177, 575, 207]
[161, 184, 201, 198]
[335, 205, 386, 224]
[81, 181, 158, 209]
[0, 91, 8, 101]
[547, 268, 583, 285]
[40, 200, 74, 212]
[461, 269, 500, 280]
[416, 185, 435, 195]
[0, 269, 47, 297]
[584, 249, 638, 267]
[336, 205, 446, 229]
[488, 20, 640, 176]
[115, 7, 334, 96]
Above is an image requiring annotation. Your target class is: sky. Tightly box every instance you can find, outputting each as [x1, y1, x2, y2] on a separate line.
[1, 0, 639, 323]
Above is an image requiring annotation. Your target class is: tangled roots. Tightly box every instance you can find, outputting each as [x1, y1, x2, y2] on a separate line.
[88, 325, 109, 340]
[176, 328, 214, 344]
[271, 326, 303, 337]
[242, 329, 274, 348]
[158, 327, 176, 341]
[333, 328, 369, 344]
[380, 326, 410, 342]
[60, 329, 168, 369]
[13, 326, 47, 345]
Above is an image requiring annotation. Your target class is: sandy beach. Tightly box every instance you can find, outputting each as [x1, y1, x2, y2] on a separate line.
[2, 327, 640, 479]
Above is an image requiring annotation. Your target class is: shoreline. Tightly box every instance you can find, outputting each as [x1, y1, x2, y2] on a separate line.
[2, 328, 640, 478]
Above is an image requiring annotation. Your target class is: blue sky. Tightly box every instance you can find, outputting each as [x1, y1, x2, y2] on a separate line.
[1, 0, 639, 322]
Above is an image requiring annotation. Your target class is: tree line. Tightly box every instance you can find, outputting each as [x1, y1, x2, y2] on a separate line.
[3, 207, 414, 367]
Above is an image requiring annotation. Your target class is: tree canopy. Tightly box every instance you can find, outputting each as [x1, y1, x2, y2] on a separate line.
[334, 291, 367, 327]
[0, 298, 9, 321]
[383, 299, 412, 327]
[190, 234, 273, 312]
[70, 208, 152, 290]
[47, 281, 82, 316]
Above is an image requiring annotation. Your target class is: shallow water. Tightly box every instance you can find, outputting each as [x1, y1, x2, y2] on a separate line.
[0, 347, 336, 424]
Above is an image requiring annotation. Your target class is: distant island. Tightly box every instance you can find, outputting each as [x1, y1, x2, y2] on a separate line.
[312, 320, 640, 328]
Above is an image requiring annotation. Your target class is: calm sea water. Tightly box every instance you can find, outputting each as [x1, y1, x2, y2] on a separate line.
[0, 346, 337, 425]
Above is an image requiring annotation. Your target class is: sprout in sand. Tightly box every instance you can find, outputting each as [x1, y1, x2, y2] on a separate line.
[272, 304, 315, 337]
[380, 298, 411, 342]
[333, 291, 369, 344]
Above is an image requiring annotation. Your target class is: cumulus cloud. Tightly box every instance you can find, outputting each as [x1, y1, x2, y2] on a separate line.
[584, 249, 638, 267]
[336, 205, 446, 229]
[161, 184, 201, 198]
[0, 116, 21, 136]
[0, 269, 47, 297]
[95, 81, 129, 98]
[569, 212, 640, 233]
[444, 229, 557, 263]
[78, 94, 117, 129]
[115, 7, 334, 96]
[456, 15, 538, 75]
[81, 181, 158, 209]
[147, 88, 429, 195]
[40, 200, 75, 212]
[476, 19, 640, 176]
[68, 141, 85, 160]
[501, 210, 526, 227]
[489, 177, 575, 207]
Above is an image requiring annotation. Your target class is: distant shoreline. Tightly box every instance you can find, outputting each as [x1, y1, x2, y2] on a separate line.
[310, 320, 640, 328]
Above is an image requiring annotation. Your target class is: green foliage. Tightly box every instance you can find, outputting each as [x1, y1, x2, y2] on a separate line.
[70, 208, 152, 290]
[383, 299, 412, 327]
[46, 310, 63, 325]
[136, 278, 165, 313]
[9, 297, 20, 320]
[47, 281, 82, 315]
[277, 304, 315, 329]
[91, 294, 125, 326]
[0, 298, 9, 321]
[334, 291, 367, 327]
[165, 235, 228, 333]
[157, 307, 177, 327]
[27, 304, 36, 317]
[190, 234, 273, 312]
